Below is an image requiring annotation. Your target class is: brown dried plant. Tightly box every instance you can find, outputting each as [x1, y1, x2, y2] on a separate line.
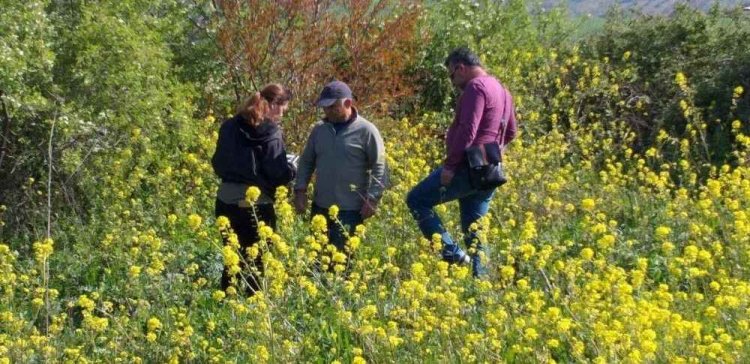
[214, 0, 424, 145]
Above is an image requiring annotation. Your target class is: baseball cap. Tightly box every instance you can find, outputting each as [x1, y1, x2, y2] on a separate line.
[316, 81, 353, 107]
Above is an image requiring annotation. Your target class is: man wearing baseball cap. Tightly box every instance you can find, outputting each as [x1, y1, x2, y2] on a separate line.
[294, 80, 387, 255]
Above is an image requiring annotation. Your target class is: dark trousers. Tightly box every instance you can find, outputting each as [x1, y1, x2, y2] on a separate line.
[215, 199, 276, 294]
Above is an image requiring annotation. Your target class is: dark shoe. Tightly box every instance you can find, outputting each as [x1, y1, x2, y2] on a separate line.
[443, 249, 471, 266]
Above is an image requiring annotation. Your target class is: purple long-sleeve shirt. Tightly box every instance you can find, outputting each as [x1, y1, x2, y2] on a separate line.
[444, 75, 517, 172]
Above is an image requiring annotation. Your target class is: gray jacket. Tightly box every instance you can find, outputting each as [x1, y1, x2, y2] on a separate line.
[295, 112, 386, 211]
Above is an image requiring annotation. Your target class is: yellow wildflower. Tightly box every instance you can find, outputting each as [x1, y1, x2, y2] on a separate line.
[187, 214, 202, 230]
[329, 205, 339, 218]
[245, 186, 261, 204]
[581, 198, 596, 211]
[216, 216, 230, 229]
[147, 317, 162, 332]
[212, 290, 226, 302]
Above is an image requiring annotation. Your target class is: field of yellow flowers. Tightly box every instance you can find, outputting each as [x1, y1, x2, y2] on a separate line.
[2, 49, 750, 363]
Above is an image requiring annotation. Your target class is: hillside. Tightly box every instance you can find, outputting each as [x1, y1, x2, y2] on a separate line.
[544, 0, 748, 16]
[2, 1, 750, 362]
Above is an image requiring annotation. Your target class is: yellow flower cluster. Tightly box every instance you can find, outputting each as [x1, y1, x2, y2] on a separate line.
[32, 238, 54, 263]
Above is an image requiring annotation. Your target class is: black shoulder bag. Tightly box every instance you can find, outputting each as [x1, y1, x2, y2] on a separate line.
[466, 142, 506, 190]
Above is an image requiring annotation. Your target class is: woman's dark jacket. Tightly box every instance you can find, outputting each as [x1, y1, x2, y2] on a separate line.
[211, 114, 296, 199]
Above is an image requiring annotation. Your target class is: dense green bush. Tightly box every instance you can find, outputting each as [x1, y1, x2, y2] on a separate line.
[588, 5, 750, 164]
[1, 0, 218, 240]
[0, 0, 60, 238]
[413, 0, 574, 113]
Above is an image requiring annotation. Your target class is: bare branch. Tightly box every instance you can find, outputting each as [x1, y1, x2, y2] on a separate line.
[0, 90, 11, 172]
[47, 115, 56, 239]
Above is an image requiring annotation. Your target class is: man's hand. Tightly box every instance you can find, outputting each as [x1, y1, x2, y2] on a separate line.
[440, 168, 455, 186]
[360, 197, 378, 219]
[294, 189, 307, 214]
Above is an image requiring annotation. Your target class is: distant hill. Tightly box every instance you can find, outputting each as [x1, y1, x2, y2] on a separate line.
[543, 0, 749, 17]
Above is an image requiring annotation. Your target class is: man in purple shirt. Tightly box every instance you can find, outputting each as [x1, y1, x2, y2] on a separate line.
[406, 47, 517, 277]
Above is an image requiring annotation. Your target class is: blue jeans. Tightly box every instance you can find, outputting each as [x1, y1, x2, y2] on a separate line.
[406, 166, 495, 277]
[311, 204, 363, 252]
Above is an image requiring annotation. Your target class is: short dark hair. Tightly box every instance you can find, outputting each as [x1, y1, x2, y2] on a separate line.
[444, 47, 483, 68]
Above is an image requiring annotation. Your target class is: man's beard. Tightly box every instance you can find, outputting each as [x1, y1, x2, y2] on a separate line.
[329, 113, 346, 122]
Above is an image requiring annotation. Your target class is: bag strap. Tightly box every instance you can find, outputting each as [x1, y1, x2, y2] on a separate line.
[483, 85, 512, 163]
[497, 85, 512, 150]
[469, 82, 513, 163]
[481, 85, 512, 148]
